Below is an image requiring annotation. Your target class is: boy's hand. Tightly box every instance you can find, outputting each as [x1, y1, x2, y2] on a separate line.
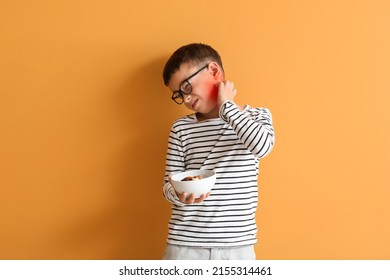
[217, 80, 237, 107]
[178, 192, 210, 204]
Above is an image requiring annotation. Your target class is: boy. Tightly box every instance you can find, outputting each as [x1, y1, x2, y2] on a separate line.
[162, 43, 275, 260]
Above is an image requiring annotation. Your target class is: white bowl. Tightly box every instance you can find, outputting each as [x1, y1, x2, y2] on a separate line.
[170, 170, 216, 198]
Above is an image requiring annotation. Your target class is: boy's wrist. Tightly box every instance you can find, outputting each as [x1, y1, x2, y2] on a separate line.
[219, 100, 235, 121]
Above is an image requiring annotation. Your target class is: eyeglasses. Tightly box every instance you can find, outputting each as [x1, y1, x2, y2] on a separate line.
[171, 64, 209, 104]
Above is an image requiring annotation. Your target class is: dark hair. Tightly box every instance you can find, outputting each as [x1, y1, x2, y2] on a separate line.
[163, 43, 224, 85]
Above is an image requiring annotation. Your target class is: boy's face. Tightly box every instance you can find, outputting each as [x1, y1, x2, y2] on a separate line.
[168, 62, 220, 115]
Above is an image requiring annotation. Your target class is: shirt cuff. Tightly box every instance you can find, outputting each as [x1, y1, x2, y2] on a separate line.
[219, 100, 237, 122]
[168, 186, 186, 207]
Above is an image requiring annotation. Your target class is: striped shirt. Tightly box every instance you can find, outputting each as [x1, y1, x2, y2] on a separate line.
[163, 101, 275, 247]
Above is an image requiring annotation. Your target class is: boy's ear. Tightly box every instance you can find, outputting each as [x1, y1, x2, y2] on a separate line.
[208, 62, 223, 80]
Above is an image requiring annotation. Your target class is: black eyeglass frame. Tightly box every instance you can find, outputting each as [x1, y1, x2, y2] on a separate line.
[171, 64, 209, 105]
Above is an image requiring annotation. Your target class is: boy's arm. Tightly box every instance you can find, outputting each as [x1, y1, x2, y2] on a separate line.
[163, 128, 210, 205]
[219, 101, 275, 158]
[162, 128, 186, 206]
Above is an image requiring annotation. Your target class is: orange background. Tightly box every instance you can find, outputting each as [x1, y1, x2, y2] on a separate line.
[1, 0, 389, 259]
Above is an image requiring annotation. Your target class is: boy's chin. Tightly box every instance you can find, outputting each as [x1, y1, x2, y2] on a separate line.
[196, 107, 219, 119]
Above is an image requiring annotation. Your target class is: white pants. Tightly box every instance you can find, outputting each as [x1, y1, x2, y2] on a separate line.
[162, 244, 256, 260]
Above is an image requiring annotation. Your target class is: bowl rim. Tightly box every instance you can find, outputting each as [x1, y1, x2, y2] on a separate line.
[170, 170, 216, 182]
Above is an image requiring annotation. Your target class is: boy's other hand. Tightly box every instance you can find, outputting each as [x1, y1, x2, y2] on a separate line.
[178, 192, 211, 204]
[217, 80, 237, 107]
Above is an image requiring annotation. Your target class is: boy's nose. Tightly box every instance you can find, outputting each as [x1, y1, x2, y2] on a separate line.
[184, 94, 192, 104]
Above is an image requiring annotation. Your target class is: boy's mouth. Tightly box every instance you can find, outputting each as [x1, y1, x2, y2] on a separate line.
[191, 99, 198, 109]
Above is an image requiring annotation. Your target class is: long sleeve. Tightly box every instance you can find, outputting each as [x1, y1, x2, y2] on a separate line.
[219, 101, 275, 158]
[162, 128, 186, 206]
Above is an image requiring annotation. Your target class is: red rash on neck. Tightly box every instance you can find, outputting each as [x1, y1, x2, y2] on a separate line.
[209, 83, 219, 102]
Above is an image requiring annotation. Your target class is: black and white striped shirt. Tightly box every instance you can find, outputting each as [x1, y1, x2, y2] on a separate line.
[163, 101, 275, 247]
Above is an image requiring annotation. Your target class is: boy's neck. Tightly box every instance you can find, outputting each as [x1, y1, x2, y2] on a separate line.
[196, 111, 218, 122]
[195, 104, 220, 121]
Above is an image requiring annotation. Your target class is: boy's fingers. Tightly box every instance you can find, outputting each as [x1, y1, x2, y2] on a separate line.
[179, 192, 210, 204]
[194, 192, 211, 203]
[178, 192, 187, 202]
[185, 193, 196, 204]
[194, 194, 205, 203]
[216, 81, 224, 88]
